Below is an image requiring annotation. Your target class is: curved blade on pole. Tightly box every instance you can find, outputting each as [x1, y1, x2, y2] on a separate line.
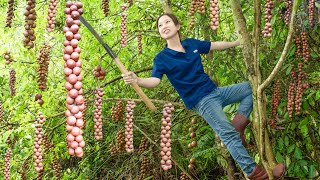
[79, 15, 157, 111]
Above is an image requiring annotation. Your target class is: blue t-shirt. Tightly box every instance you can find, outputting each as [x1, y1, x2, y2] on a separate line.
[151, 38, 217, 109]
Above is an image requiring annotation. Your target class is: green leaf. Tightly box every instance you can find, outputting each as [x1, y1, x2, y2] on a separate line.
[275, 152, 284, 162]
[284, 136, 289, 146]
[285, 65, 293, 75]
[309, 165, 316, 178]
[287, 144, 295, 154]
[294, 146, 302, 160]
[316, 91, 320, 100]
[278, 138, 284, 150]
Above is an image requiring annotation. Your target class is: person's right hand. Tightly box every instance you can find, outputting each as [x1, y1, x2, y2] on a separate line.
[121, 72, 138, 84]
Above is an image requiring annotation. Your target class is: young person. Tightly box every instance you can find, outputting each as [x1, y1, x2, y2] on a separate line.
[122, 13, 285, 179]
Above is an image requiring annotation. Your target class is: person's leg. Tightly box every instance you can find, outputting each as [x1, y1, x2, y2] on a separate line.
[219, 81, 253, 117]
[218, 82, 253, 146]
[193, 89, 256, 175]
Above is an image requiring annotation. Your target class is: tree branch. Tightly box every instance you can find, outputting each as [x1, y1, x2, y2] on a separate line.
[258, 0, 298, 92]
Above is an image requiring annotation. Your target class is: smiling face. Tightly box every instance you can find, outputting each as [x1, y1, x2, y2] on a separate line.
[157, 15, 180, 40]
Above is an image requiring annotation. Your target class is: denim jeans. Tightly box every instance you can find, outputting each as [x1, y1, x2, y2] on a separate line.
[193, 81, 256, 175]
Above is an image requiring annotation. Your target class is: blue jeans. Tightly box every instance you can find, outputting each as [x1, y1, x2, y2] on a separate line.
[193, 82, 256, 175]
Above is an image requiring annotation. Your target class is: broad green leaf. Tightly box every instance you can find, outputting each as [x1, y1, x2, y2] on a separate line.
[287, 144, 295, 154]
[275, 152, 284, 162]
[294, 147, 302, 160]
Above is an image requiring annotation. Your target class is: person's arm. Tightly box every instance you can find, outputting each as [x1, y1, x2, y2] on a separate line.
[121, 72, 161, 88]
[210, 40, 240, 51]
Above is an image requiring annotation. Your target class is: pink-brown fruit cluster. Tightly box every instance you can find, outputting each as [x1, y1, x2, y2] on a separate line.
[180, 172, 189, 180]
[116, 129, 126, 152]
[125, 100, 135, 152]
[188, 0, 197, 30]
[308, 0, 315, 26]
[139, 157, 151, 180]
[262, 0, 273, 37]
[120, 4, 128, 47]
[35, 93, 44, 106]
[301, 32, 310, 63]
[4, 148, 12, 180]
[42, 133, 54, 152]
[160, 103, 174, 171]
[295, 63, 309, 115]
[138, 137, 148, 153]
[34, 112, 45, 177]
[94, 87, 104, 140]
[5, 0, 14, 27]
[46, 0, 58, 32]
[209, 0, 219, 30]
[37, 44, 51, 91]
[188, 119, 198, 149]
[23, 0, 36, 48]
[111, 101, 124, 121]
[137, 31, 142, 54]
[294, 36, 302, 58]
[52, 159, 62, 179]
[3, 51, 13, 65]
[93, 65, 106, 80]
[9, 69, 16, 96]
[284, 0, 292, 26]
[102, 0, 109, 16]
[287, 69, 296, 118]
[64, 1, 85, 158]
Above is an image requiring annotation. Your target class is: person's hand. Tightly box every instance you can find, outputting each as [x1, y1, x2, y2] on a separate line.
[121, 72, 138, 84]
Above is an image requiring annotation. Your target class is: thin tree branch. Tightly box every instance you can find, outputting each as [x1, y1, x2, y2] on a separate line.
[258, 0, 298, 92]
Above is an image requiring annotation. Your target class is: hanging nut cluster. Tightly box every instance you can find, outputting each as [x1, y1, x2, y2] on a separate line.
[3, 51, 13, 65]
[294, 36, 302, 58]
[137, 31, 142, 54]
[120, 4, 128, 48]
[180, 172, 189, 180]
[42, 133, 54, 152]
[111, 101, 124, 121]
[294, 63, 309, 116]
[46, 0, 58, 32]
[188, 157, 196, 170]
[23, 0, 36, 48]
[64, 1, 85, 158]
[160, 103, 174, 171]
[93, 65, 106, 80]
[271, 80, 280, 118]
[125, 100, 135, 152]
[116, 129, 126, 152]
[94, 87, 104, 140]
[139, 157, 151, 180]
[35, 93, 44, 106]
[33, 112, 45, 178]
[188, 119, 197, 149]
[37, 44, 51, 91]
[52, 159, 62, 179]
[301, 32, 310, 63]
[4, 148, 12, 180]
[308, 0, 315, 26]
[209, 0, 219, 30]
[287, 69, 296, 118]
[284, 0, 292, 26]
[188, 0, 206, 30]
[102, 0, 109, 16]
[5, 0, 15, 27]
[9, 69, 16, 96]
[262, 0, 273, 37]
[138, 137, 148, 153]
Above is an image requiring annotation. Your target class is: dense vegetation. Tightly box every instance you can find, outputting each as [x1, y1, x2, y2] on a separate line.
[0, 0, 319, 179]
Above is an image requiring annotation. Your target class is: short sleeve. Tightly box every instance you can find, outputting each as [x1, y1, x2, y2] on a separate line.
[151, 56, 166, 79]
[191, 38, 211, 54]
